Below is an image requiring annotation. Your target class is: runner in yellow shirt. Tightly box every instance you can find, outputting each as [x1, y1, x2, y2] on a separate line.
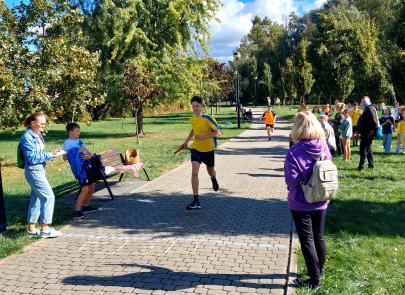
[349, 102, 362, 146]
[395, 107, 405, 154]
[262, 106, 277, 141]
[179, 96, 221, 210]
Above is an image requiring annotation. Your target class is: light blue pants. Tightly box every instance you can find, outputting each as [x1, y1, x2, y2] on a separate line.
[382, 134, 392, 154]
[25, 164, 55, 225]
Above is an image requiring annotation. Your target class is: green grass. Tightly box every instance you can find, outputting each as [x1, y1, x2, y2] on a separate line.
[295, 140, 405, 295]
[0, 106, 250, 259]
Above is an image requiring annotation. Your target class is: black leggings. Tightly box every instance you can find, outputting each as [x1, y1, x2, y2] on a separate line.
[291, 209, 327, 283]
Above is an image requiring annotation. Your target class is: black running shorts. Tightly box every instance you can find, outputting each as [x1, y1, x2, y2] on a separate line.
[191, 149, 215, 167]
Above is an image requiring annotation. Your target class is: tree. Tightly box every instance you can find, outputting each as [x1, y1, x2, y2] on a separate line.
[122, 63, 163, 136]
[261, 63, 273, 99]
[81, 0, 221, 117]
[280, 58, 297, 106]
[294, 39, 314, 104]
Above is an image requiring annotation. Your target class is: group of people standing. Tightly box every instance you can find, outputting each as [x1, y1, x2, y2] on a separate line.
[311, 96, 405, 170]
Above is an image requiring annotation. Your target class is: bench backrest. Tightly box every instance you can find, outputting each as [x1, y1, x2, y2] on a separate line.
[99, 150, 124, 173]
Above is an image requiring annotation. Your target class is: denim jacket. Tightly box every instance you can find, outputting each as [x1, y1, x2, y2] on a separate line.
[19, 128, 52, 167]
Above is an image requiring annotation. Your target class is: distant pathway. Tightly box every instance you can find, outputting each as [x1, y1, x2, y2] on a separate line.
[0, 109, 296, 295]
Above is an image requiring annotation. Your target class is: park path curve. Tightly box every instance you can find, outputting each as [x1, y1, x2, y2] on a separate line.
[0, 110, 297, 295]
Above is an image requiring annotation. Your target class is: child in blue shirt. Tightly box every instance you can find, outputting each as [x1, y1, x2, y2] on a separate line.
[340, 109, 352, 161]
[380, 108, 395, 154]
[63, 123, 98, 219]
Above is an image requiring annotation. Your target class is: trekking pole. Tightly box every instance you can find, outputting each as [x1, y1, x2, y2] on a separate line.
[0, 161, 7, 235]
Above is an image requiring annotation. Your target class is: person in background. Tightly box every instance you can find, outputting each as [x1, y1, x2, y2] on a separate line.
[392, 101, 400, 130]
[349, 102, 362, 147]
[380, 108, 395, 154]
[284, 111, 332, 290]
[340, 108, 353, 161]
[331, 103, 345, 156]
[262, 106, 277, 141]
[312, 106, 320, 119]
[357, 96, 379, 170]
[395, 107, 405, 154]
[320, 115, 336, 156]
[19, 112, 61, 238]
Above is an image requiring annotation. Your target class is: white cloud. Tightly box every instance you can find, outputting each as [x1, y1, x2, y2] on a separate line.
[209, 0, 326, 63]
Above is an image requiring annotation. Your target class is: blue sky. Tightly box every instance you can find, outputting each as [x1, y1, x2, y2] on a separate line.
[4, 0, 327, 62]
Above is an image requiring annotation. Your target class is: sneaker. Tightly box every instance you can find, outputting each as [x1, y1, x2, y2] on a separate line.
[293, 278, 320, 290]
[357, 166, 364, 171]
[186, 199, 201, 210]
[39, 228, 61, 238]
[73, 210, 84, 220]
[27, 228, 40, 237]
[268, 137, 272, 141]
[82, 206, 98, 213]
[211, 177, 219, 192]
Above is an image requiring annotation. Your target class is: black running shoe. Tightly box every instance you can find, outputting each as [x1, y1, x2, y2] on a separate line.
[82, 206, 98, 213]
[186, 199, 201, 210]
[211, 177, 219, 191]
[73, 210, 84, 220]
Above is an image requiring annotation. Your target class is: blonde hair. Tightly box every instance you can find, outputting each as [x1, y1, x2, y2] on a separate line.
[291, 111, 326, 143]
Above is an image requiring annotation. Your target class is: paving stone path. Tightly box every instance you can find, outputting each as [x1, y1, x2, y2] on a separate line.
[0, 110, 297, 295]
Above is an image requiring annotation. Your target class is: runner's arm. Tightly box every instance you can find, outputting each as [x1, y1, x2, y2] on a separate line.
[182, 130, 194, 147]
[196, 130, 221, 141]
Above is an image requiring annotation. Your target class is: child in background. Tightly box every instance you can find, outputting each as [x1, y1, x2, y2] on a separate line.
[395, 107, 405, 154]
[319, 115, 336, 156]
[63, 123, 98, 219]
[349, 102, 362, 146]
[262, 106, 277, 141]
[340, 108, 353, 161]
[380, 108, 395, 154]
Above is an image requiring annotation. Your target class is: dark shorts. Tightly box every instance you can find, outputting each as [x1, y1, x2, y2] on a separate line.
[266, 124, 274, 128]
[352, 126, 358, 133]
[79, 168, 96, 187]
[191, 149, 215, 167]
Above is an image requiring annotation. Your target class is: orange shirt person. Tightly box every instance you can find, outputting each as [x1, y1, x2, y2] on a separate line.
[262, 106, 277, 141]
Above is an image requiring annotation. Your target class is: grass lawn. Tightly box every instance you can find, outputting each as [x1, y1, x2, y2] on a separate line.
[0, 106, 250, 259]
[295, 139, 405, 294]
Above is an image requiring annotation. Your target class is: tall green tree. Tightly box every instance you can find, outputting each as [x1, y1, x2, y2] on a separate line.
[294, 38, 314, 104]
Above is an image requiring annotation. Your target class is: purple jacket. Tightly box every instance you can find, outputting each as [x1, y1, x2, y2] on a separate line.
[284, 139, 332, 211]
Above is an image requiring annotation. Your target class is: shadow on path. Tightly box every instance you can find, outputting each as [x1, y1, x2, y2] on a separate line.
[63, 264, 295, 291]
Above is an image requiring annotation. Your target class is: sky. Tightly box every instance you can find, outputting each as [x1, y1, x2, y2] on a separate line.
[4, 0, 328, 63]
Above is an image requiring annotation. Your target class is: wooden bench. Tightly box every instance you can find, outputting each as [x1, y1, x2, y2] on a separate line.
[97, 150, 150, 200]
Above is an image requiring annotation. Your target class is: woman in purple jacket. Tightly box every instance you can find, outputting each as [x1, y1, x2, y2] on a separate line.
[284, 111, 332, 290]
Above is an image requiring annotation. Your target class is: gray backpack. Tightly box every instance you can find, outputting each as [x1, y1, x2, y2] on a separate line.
[301, 155, 339, 203]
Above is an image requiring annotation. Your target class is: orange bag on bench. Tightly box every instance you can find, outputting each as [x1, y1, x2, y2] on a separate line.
[125, 149, 140, 165]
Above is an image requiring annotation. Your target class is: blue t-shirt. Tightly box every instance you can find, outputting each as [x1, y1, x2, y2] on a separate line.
[63, 138, 87, 153]
[380, 116, 394, 134]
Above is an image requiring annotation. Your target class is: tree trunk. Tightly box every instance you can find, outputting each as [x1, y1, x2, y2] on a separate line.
[215, 101, 218, 114]
[136, 105, 144, 136]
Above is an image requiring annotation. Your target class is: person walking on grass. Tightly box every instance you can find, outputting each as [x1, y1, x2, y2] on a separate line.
[19, 112, 61, 238]
[179, 96, 221, 210]
[380, 108, 395, 154]
[63, 123, 98, 219]
[340, 108, 353, 161]
[284, 111, 332, 290]
[357, 96, 379, 170]
[262, 106, 277, 141]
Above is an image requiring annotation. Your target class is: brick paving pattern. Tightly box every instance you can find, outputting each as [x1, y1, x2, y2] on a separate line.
[0, 111, 296, 295]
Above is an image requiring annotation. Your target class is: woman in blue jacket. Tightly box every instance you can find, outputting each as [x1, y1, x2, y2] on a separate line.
[19, 112, 61, 238]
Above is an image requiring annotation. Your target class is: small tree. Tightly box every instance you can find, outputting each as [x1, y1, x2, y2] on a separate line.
[122, 63, 162, 137]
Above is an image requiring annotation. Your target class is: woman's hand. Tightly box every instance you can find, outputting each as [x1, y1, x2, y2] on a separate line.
[81, 154, 92, 160]
[50, 149, 60, 158]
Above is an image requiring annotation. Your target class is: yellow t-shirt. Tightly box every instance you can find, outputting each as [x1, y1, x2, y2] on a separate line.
[349, 109, 362, 126]
[397, 121, 405, 146]
[190, 114, 219, 152]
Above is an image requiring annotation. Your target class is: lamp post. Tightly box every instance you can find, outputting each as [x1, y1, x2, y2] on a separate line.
[0, 161, 6, 236]
[234, 51, 241, 129]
